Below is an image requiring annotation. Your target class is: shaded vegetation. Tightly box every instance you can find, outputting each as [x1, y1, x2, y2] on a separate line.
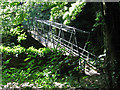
[0, 1, 120, 89]
[1, 45, 105, 88]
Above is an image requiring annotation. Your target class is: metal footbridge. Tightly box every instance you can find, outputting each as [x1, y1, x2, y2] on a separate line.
[25, 17, 103, 76]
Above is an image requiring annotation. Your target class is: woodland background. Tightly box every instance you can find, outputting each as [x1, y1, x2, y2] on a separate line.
[0, 1, 120, 89]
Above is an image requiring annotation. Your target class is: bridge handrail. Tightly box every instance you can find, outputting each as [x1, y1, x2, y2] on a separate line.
[33, 18, 98, 58]
[52, 34, 97, 58]
[35, 18, 90, 34]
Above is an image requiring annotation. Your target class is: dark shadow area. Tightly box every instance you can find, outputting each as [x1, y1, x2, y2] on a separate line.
[20, 33, 44, 49]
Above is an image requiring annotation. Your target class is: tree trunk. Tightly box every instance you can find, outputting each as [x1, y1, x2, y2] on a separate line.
[101, 2, 120, 89]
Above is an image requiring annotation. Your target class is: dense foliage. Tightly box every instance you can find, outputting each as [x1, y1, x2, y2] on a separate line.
[1, 1, 119, 89]
[50, 1, 85, 25]
[0, 2, 28, 44]
[0, 1, 103, 89]
[0, 45, 105, 88]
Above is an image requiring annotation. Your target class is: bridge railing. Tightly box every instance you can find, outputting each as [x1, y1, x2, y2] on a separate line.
[25, 17, 103, 74]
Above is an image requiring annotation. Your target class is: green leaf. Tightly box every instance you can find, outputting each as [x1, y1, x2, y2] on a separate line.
[24, 57, 30, 61]
[82, 76, 88, 79]
[10, 68, 15, 70]
[4, 58, 11, 64]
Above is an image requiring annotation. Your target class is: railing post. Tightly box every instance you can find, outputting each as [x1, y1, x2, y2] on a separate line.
[35, 17, 39, 41]
[49, 23, 52, 43]
[51, 22, 54, 48]
[46, 25, 49, 47]
[56, 28, 61, 49]
[52, 31, 54, 48]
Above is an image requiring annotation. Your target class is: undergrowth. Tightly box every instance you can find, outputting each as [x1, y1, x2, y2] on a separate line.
[0, 45, 80, 88]
[0, 45, 105, 89]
